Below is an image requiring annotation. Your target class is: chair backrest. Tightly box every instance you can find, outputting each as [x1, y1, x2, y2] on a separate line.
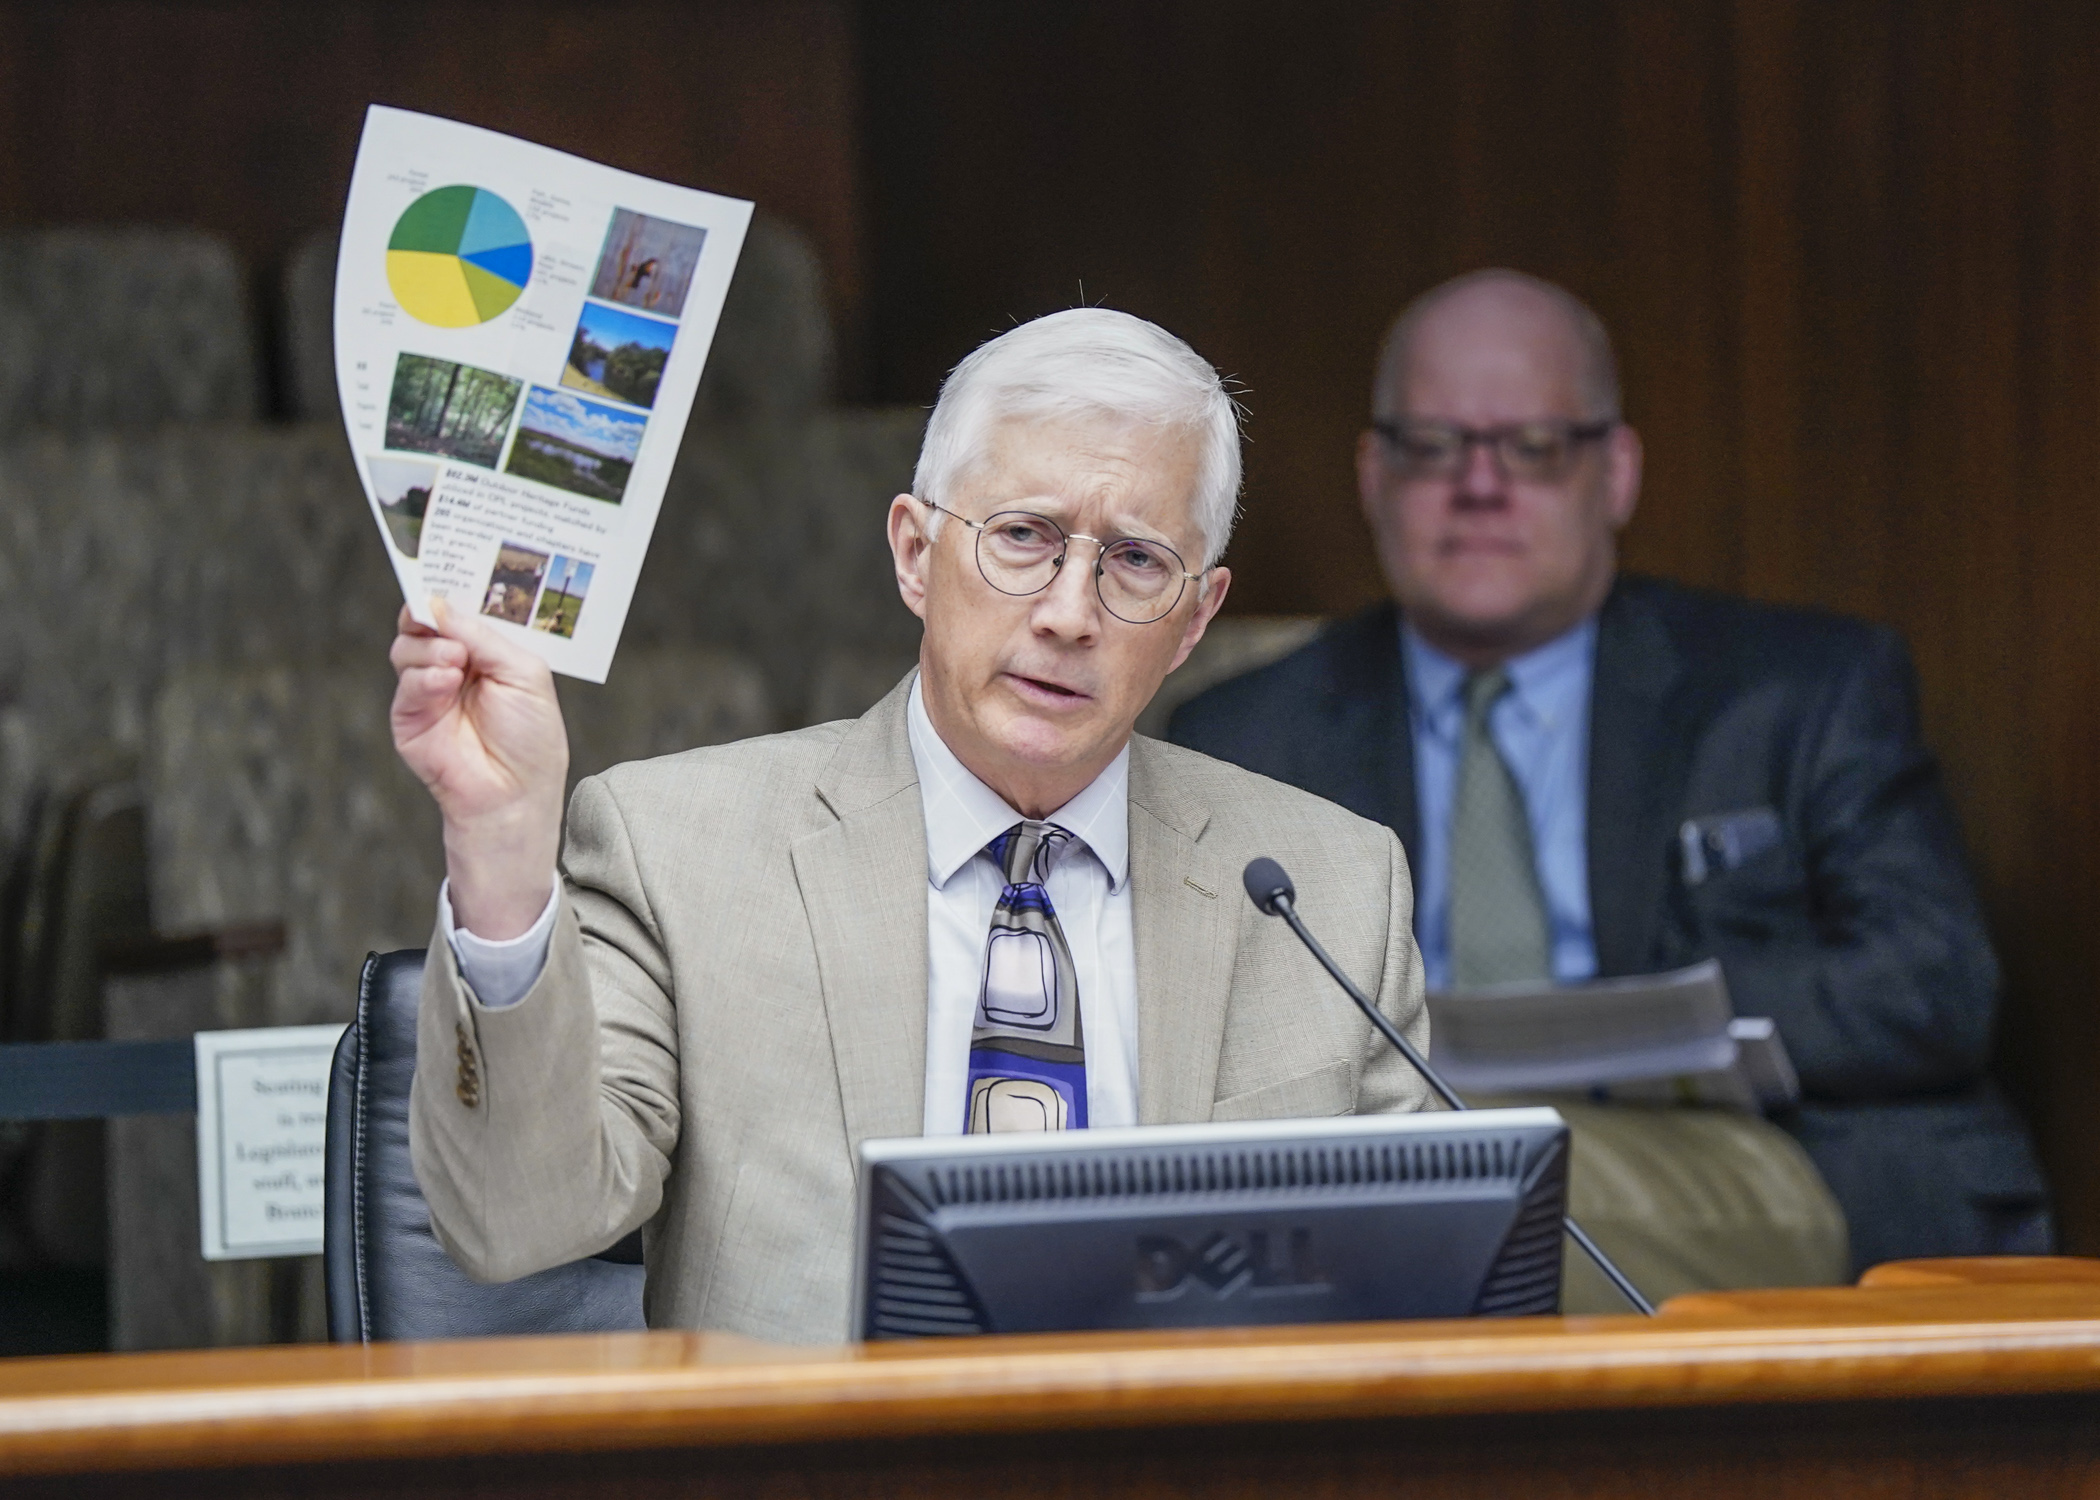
[323, 949, 646, 1342]
[1133, 616, 1327, 739]
[148, 648, 778, 1035]
[0, 229, 260, 434]
[631, 408, 925, 720]
[0, 422, 402, 878]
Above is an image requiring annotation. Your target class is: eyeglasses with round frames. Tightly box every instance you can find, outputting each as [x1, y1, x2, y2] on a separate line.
[916, 497, 1205, 625]
[1373, 417, 1615, 483]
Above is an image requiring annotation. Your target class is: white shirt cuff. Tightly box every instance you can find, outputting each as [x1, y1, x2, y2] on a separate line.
[440, 878, 559, 1009]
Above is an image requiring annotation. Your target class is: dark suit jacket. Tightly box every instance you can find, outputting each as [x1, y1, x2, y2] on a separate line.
[1169, 574, 2050, 1271]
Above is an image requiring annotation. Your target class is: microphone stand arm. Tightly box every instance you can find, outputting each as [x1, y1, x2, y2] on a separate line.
[1271, 893, 1658, 1318]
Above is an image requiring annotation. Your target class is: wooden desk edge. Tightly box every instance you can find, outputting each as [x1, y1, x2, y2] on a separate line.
[5, 1277, 2100, 1476]
[1860, 1256, 2100, 1288]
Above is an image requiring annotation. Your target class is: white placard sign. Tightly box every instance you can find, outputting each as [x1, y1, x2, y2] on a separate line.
[194, 1025, 347, 1261]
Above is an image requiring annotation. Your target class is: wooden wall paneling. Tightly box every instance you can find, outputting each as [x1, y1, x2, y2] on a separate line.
[1209, 4, 1476, 615]
[1978, 0, 2100, 1256]
[1859, 2, 2087, 1253]
[2028, 0, 2100, 1263]
[0, 1, 867, 395]
[1416, 2, 1619, 292]
[1730, 0, 1805, 608]
[1605, 1, 1741, 595]
[1194, 10, 1379, 611]
[1897, 0, 2023, 724]
[1782, 2, 1899, 621]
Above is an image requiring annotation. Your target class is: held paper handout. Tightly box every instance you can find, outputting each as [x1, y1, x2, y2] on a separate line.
[336, 105, 752, 681]
[1424, 960, 1801, 1111]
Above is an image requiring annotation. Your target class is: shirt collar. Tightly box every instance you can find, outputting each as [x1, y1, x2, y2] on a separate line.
[1402, 613, 1598, 736]
[906, 677, 1130, 893]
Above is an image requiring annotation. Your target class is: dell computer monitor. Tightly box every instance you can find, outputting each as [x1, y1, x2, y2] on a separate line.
[853, 1106, 1569, 1340]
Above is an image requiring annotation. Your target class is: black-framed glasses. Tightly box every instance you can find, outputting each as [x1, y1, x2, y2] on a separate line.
[917, 497, 1204, 625]
[1373, 417, 1615, 483]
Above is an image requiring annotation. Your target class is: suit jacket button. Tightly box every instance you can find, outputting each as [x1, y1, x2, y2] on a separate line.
[454, 1023, 482, 1105]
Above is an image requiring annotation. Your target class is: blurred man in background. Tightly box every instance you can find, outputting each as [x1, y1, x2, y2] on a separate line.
[1172, 270, 2050, 1282]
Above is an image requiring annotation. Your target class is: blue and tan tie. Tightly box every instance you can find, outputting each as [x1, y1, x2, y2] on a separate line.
[965, 821, 1087, 1132]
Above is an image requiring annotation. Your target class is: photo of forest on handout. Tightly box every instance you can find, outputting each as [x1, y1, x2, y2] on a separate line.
[385, 353, 523, 468]
[588, 209, 707, 318]
[562, 300, 676, 409]
[504, 385, 647, 503]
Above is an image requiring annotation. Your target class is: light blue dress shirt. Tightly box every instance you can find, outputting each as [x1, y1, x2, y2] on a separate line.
[1404, 617, 1599, 990]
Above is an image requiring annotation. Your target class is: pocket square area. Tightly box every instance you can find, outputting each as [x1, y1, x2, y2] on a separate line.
[1678, 807, 1784, 885]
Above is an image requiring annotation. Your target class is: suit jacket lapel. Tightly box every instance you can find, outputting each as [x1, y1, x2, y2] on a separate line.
[1324, 605, 1420, 858]
[1586, 580, 1689, 975]
[1128, 738, 1240, 1124]
[792, 675, 930, 1156]
[1381, 632, 1420, 858]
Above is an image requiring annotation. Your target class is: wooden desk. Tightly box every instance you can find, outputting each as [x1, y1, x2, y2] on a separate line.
[2, 1258, 2098, 1498]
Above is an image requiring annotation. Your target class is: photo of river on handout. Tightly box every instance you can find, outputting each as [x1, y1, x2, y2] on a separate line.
[504, 385, 647, 503]
[561, 299, 676, 409]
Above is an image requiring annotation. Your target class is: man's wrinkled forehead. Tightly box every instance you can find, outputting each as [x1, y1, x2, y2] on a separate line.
[956, 412, 1203, 535]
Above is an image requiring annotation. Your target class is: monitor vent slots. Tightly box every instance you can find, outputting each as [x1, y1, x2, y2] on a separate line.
[1470, 1164, 1567, 1315]
[870, 1211, 988, 1337]
[924, 1136, 1531, 1209]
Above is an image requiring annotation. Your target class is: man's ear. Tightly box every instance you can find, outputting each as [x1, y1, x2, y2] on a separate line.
[1605, 424, 1643, 530]
[1166, 566, 1232, 676]
[888, 494, 932, 620]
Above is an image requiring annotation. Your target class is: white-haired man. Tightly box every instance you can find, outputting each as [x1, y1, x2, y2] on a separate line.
[391, 308, 1433, 1343]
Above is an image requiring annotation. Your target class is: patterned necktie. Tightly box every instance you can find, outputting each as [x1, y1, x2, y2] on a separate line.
[1448, 668, 1553, 987]
[965, 821, 1087, 1132]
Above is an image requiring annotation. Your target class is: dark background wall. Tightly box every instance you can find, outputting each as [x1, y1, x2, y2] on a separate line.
[3, 0, 2096, 1254]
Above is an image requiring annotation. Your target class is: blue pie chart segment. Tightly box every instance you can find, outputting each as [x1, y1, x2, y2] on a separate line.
[456, 191, 534, 292]
[463, 242, 534, 286]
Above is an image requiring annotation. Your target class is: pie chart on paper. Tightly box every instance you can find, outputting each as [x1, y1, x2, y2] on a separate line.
[385, 185, 533, 327]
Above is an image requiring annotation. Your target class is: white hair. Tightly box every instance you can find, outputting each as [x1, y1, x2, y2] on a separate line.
[911, 307, 1243, 568]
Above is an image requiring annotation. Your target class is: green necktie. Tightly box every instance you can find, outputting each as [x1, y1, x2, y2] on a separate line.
[1448, 668, 1552, 987]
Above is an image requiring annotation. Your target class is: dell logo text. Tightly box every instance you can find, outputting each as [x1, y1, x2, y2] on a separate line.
[1134, 1228, 1329, 1300]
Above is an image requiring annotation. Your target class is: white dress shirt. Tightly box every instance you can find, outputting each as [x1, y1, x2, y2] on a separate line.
[441, 676, 1141, 1135]
[905, 678, 1137, 1135]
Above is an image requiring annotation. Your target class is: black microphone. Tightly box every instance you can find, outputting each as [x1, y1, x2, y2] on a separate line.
[1242, 856, 1656, 1317]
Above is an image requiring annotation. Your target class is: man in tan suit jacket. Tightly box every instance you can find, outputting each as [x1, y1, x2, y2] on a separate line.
[391, 309, 1431, 1344]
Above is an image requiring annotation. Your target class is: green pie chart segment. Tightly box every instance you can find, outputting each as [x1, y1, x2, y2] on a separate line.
[386, 186, 532, 327]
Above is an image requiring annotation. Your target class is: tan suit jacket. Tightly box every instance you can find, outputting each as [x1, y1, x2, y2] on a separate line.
[410, 675, 1430, 1343]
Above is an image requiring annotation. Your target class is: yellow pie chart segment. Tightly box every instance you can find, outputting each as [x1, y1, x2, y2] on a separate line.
[383, 185, 534, 327]
[386, 249, 483, 329]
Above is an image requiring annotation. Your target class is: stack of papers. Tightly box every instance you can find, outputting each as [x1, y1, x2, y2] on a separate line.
[1425, 960, 1800, 1111]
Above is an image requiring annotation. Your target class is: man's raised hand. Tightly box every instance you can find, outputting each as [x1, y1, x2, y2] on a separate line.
[390, 599, 569, 940]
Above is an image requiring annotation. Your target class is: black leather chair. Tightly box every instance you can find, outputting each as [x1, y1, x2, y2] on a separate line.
[323, 949, 647, 1342]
